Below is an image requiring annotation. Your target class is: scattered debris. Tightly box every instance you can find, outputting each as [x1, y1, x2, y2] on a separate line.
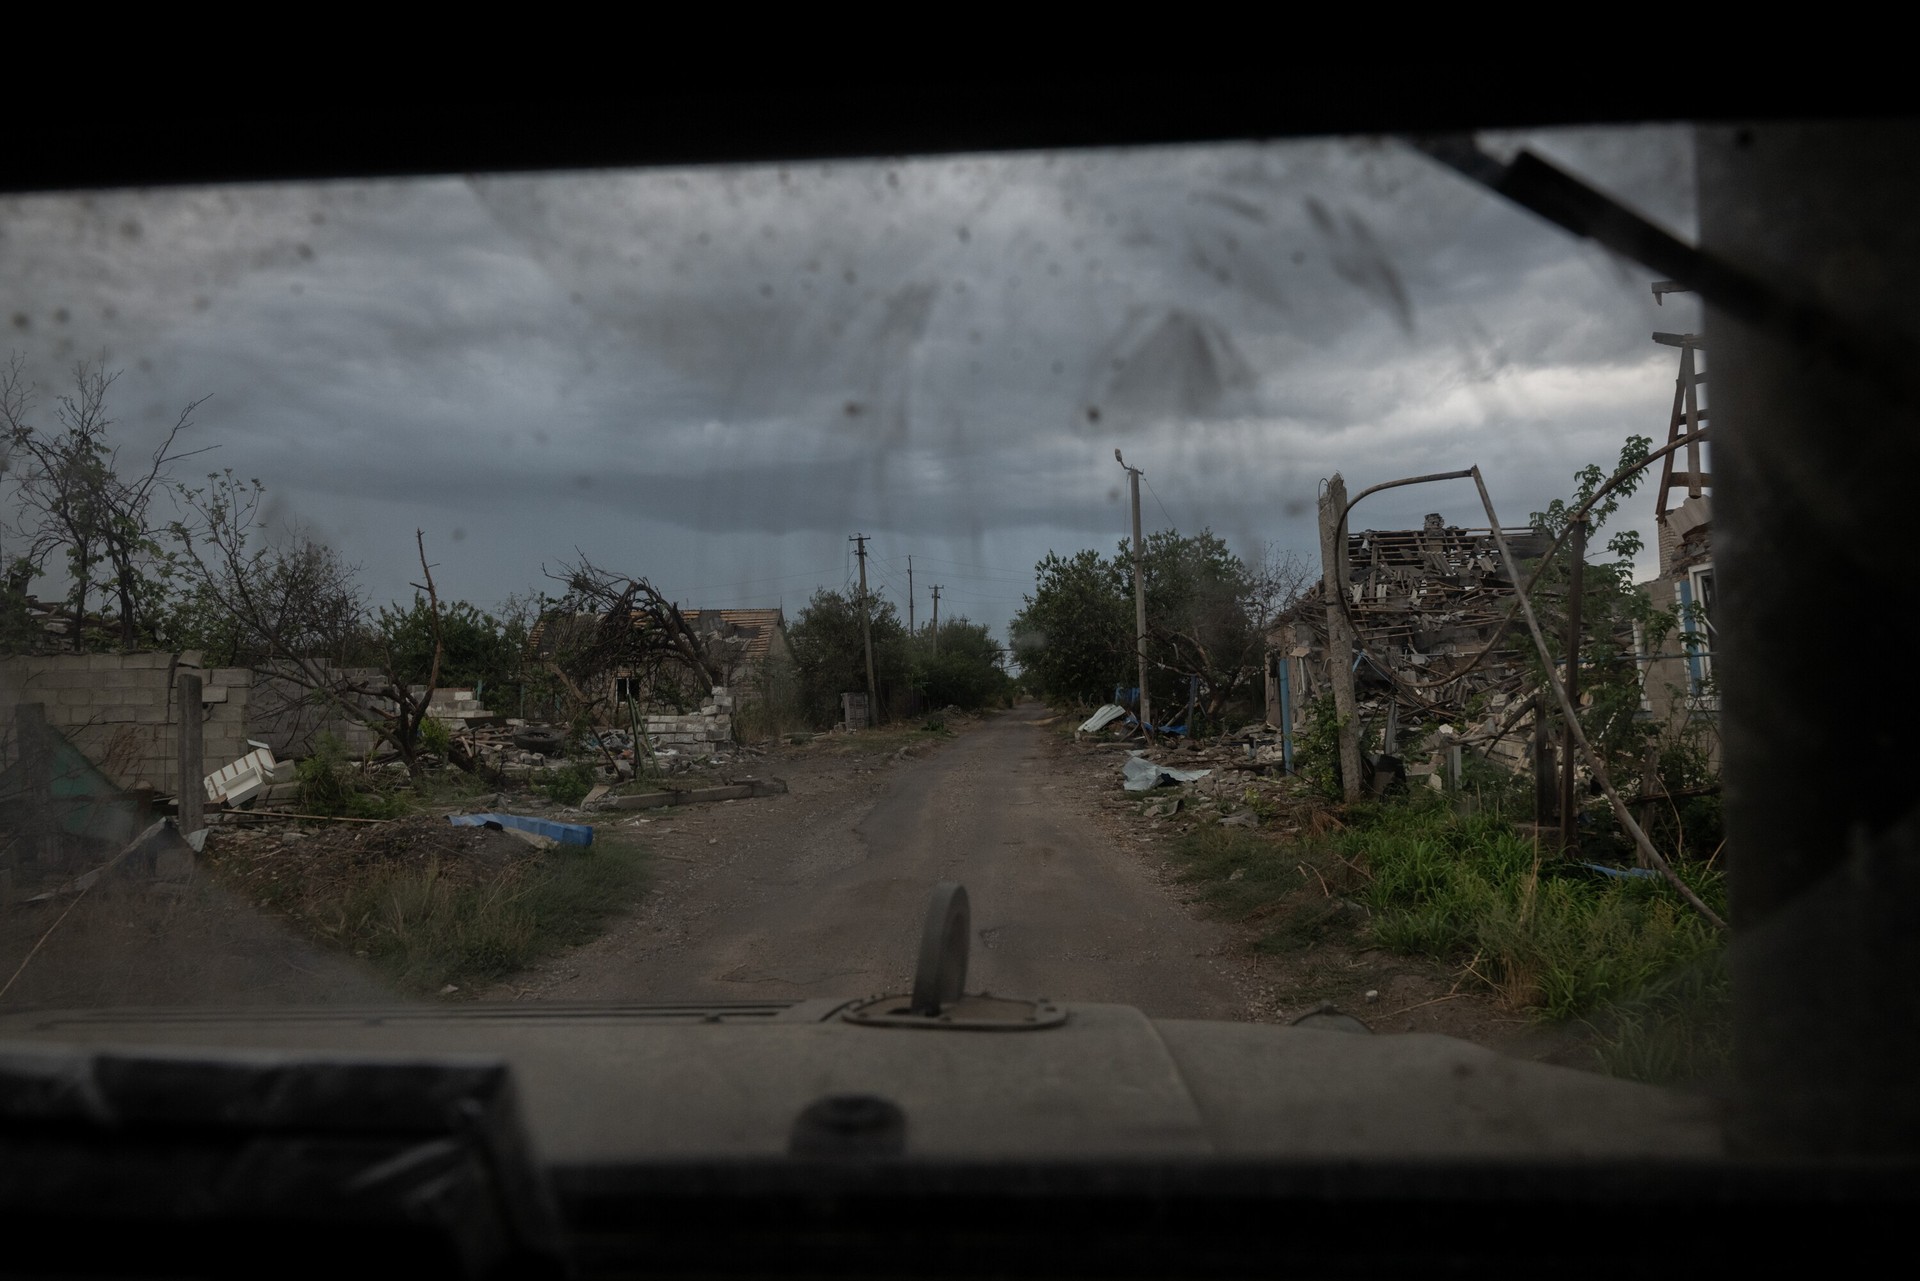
[1077, 704, 1129, 736]
[204, 743, 291, 808]
[1121, 754, 1214, 793]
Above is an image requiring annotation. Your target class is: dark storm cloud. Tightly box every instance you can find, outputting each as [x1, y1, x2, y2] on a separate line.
[2, 128, 1701, 640]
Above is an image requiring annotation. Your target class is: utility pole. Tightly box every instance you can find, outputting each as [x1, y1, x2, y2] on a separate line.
[1317, 474, 1363, 802]
[1115, 450, 1152, 740]
[850, 533, 879, 727]
[930, 585, 942, 654]
[907, 555, 915, 636]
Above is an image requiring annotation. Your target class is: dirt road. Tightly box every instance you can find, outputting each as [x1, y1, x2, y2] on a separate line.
[505, 706, 1252, 1018]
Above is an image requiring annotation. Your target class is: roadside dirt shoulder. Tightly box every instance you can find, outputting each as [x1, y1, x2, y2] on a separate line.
[1039, 722, 1598, 1067]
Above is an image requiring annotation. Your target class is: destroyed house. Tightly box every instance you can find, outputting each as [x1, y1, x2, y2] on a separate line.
[527, 607, 790, 705]
[1267, 514, 1554, 760]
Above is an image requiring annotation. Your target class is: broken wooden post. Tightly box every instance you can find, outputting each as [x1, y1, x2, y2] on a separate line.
[1531, 695, 1556, 828]
[1317, 475, 1364, 803]
[15, 702, 51, 867]
[1558, 515, 1587, 851]
[176, 673, 203, 836]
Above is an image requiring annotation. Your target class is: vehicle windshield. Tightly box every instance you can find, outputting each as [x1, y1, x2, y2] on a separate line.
[3, 126, 1727, 1095]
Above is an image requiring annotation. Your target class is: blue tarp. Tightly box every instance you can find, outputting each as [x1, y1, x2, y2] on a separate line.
[1581, 863, 1658, 881]
[449, 812, 594, 847]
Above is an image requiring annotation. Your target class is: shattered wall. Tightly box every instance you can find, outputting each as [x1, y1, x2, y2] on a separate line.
[0, 652, 253, 794]
[641, 687, 735, 756]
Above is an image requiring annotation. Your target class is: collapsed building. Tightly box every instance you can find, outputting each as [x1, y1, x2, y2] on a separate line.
[1265, 514, 1557, 786]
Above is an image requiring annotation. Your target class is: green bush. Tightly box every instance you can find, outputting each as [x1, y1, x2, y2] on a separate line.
[418, 717, 452, 758]
[540, 760, 599, 806]
[296, 734, 358, 815]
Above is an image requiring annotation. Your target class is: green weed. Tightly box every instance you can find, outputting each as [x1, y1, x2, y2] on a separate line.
[331, 837, 650, 994]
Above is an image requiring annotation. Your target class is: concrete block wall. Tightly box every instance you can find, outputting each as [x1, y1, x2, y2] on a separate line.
[641, 687, 735, 754]
[246, 664, 387, 759]
[1, 652, 252, 794]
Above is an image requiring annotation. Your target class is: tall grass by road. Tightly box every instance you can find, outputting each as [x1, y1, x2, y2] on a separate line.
[1168, 793, 1730, 1086]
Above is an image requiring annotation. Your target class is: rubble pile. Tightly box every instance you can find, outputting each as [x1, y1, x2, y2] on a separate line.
[1273, 514, 1560, 785]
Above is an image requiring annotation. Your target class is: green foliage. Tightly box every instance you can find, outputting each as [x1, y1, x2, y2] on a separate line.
[294, 732, 413, 817]
[539, 760, 599, 806]
[295, 733, 359, 816]
[417, 717, 452, 758]
[1170, 826, 1306, 917]
[1296, 695, 1349, 802]
[910, 617, 1012, 711]
[315, 838, 650, 994]
[1348, 801, 1726, 1027]
[1524, 436, 1692, 788]
[1011, 530, 1291, 722]
[786, 587, 910, 727]
[376, 596, 521, 698]
[1591, 946, 1732, 1086]
[1010, 547, 1130, 707]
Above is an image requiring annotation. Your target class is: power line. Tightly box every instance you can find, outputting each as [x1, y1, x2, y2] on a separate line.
[1142, 474, 1179, 530]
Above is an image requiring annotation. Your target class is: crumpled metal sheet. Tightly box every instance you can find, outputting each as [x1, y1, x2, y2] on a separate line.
[1122, 753, 1213, 792]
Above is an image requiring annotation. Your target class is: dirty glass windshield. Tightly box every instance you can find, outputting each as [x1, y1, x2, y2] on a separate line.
[1, 128, 1725, 1090]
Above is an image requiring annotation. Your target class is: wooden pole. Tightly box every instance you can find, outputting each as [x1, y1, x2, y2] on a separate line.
[176, 673, 204, 835]
[850, 534, 878, 727]
[1318, 475, 1364, 802]
[1118, 453, 1152, 741]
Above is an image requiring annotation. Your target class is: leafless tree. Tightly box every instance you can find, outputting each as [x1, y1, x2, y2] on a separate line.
[169, 472, 473, 778]
[3, 356, 210, 648]
[538, 554, 720, 724]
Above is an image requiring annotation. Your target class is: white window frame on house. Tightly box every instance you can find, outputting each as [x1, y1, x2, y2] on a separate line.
[1674, 563, 1717, 711]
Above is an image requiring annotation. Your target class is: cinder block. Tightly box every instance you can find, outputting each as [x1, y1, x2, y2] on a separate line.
[56, 686, 94, 707]
[210, 668, 251, 688]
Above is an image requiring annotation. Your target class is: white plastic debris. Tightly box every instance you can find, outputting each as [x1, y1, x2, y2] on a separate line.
[205, 745, 279, 806]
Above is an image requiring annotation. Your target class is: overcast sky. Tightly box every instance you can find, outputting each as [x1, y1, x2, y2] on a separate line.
[1, 126, 1702, 649]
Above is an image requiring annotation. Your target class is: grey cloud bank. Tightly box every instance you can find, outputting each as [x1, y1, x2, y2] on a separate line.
[2, 128, 1701, 641]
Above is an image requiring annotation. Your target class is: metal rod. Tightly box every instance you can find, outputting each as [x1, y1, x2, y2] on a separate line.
[1559, 516, 1587, 851]
[1467, 466, 1727, 929]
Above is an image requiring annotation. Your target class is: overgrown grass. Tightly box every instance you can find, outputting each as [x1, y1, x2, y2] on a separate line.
[1343, 798, 1725, 1022]
[320, 834, 651, 994]
[1589, 947, 1732, 1087]
[1167, 792, 1731, 1085]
